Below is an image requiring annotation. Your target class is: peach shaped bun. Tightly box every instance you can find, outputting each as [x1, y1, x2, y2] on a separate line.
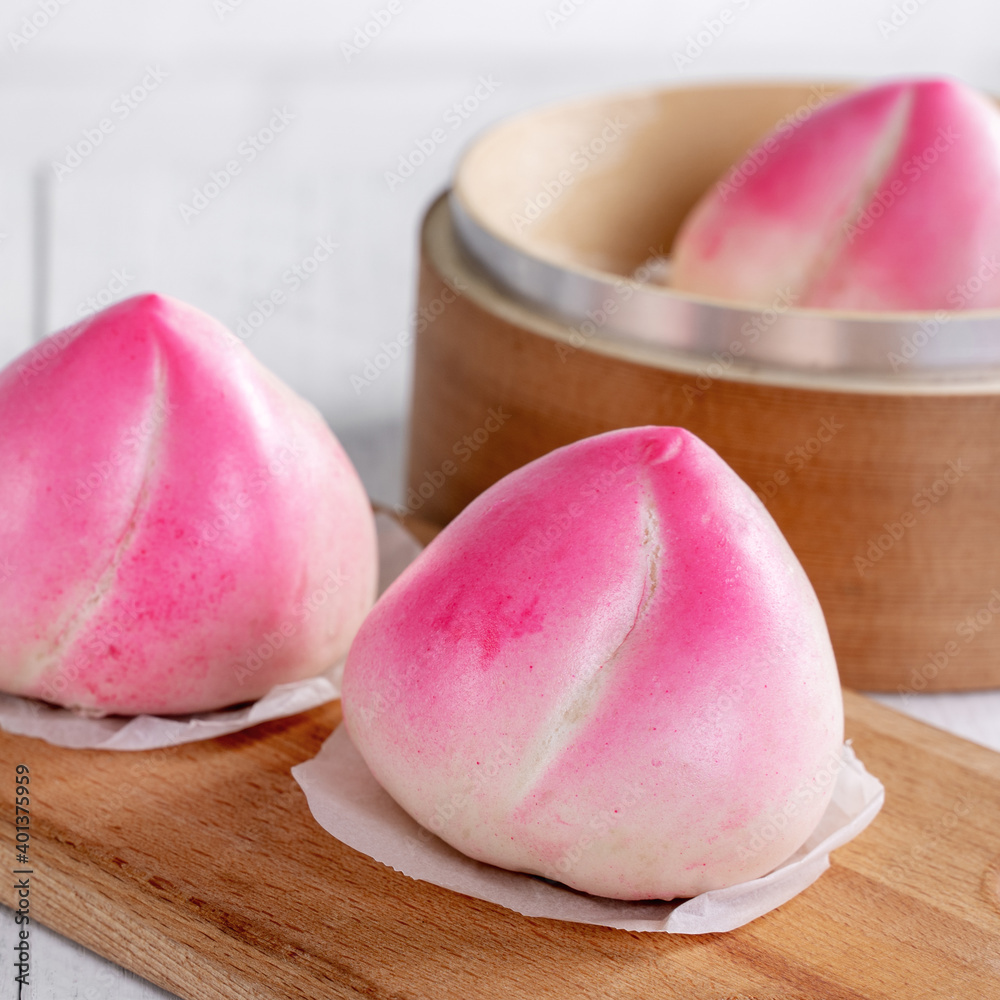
[0, 294, 377, 715]
[342, 426, 843, 901]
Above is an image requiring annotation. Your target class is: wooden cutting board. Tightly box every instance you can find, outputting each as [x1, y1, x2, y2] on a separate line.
[2, 689, 999, 999]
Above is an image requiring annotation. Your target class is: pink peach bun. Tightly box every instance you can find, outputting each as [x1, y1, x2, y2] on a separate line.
[342, 426, 843, 900]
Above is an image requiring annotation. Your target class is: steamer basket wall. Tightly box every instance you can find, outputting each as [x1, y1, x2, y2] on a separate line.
[406, 83, 1000, 693]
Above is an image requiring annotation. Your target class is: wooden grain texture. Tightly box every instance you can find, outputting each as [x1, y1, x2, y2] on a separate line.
[1, 690, 999, 1000]
[407, 195, 1000, 692]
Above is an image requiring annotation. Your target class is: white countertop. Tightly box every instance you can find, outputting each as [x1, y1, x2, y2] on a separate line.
[3, 0, 1000, 996]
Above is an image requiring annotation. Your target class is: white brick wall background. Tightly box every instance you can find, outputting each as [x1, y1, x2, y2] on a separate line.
[2, 2, 999, 995]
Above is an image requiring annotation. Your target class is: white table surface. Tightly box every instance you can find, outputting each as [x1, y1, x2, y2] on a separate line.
[3, 1, 1000, 996]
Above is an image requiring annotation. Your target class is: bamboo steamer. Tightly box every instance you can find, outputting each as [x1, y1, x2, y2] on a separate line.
[406, 82, 1000, 692]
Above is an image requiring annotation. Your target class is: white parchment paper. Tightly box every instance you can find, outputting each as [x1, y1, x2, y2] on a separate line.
[293, 730, 884, 933]
[0, 514, 421, 750]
